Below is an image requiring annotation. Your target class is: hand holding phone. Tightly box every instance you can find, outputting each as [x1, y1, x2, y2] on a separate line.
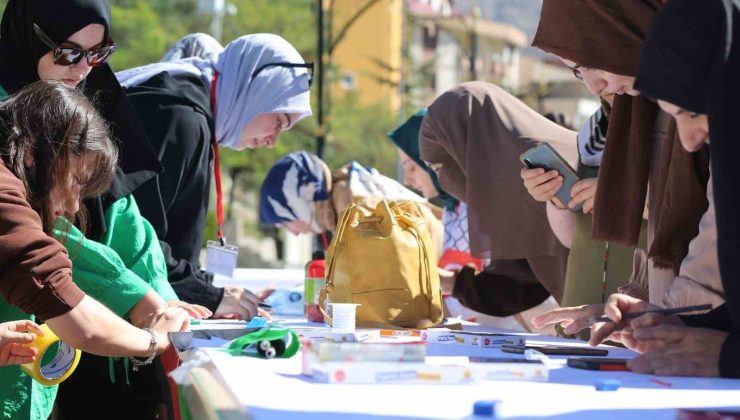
[520, 144, 583, 212]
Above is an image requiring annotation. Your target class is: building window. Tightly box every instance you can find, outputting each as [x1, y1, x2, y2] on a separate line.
[422, 26, 437, 50]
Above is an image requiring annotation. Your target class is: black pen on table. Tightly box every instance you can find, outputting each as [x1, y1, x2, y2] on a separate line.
[590, 304, 713, 324]
[258, 302, 273, 310]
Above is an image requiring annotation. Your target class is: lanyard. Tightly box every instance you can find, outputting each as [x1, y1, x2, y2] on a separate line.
[210, 71, 225, 245]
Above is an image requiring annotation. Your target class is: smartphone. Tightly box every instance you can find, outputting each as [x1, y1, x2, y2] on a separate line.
[469, 357, 544, 364]
[567, 357, 629, 371]
[502, 344, 608, 356]
[520, 143, 583, 212]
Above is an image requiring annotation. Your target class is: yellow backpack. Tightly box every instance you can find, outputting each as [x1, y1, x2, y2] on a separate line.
[319, 200, 444, 329]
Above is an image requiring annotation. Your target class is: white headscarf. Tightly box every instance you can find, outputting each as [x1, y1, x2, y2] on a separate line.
[117, 33, 312, 149]
[161, 33, 224, 62]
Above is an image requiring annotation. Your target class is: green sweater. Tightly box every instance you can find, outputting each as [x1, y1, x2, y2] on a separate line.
[0, 194, 177, 420]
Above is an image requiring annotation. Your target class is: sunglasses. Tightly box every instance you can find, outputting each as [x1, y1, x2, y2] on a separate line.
[251, 62, 314, 89]
[33, 23, 117, 67]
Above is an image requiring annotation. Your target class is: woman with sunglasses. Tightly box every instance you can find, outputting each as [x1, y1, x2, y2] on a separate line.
[0, 1, 210, 418]
[115, 34, 312, 321]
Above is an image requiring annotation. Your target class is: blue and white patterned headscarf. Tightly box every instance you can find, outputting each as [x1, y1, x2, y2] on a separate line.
[117, 33, 312, 150]
[260, 152, 329, 231]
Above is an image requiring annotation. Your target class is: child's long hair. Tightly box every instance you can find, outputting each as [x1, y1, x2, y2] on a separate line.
[0, 80, 118, 234]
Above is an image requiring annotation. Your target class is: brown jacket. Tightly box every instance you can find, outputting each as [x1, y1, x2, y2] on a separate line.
[0, 161, 84, 319]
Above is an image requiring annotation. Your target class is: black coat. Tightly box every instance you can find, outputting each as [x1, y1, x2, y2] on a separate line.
[704, 3, 740, 379]
[669, 0, 740, 380]
[125, 72, 224, 311]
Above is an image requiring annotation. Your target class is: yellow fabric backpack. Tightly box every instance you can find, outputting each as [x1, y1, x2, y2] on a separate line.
[319, 200, 444, 329]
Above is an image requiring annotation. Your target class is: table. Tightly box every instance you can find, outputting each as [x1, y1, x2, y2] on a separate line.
[177, 319, 740, 420]
[213, 268, 304, 291]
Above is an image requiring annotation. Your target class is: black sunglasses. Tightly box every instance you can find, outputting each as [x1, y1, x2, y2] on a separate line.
[33, 23, 117, 67]
[251, 62, 314, 89]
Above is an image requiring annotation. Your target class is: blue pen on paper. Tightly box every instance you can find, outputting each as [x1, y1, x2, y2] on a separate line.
[590, 304, 713, 324]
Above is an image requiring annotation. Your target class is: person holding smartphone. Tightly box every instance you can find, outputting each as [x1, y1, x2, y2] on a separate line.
[525, 0, 714, 319]
[535, 0, 739, 378]
[388, 110, 557, 333]
[419, 81, 576, 314]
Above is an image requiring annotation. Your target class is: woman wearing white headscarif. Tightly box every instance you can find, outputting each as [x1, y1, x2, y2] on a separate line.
[115, 34, 313, 320]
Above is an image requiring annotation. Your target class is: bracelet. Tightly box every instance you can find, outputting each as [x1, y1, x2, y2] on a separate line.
[129, 328, 157, 372]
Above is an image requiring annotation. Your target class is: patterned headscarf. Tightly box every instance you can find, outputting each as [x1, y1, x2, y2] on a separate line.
[260, 151, 329, 231]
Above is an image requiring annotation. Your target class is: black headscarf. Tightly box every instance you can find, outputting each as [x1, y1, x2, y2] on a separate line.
[0, 0, 162, 237]
[0, 0, 110, 93]
[708, 0, 740, 378]
[636, 0, 740, 379]
[635, 0, 725, 114]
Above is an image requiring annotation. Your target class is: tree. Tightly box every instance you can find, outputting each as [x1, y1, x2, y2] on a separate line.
[108, 1, 175, 71]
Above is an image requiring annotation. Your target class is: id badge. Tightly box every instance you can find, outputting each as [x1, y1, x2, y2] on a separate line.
[206, 240, 239, 278]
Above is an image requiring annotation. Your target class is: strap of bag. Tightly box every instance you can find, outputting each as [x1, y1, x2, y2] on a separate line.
[397, 213, 433, 304]
[319, 204, 358, 324]
[324, 204, 357, 283]
[723, 0, 739, 60]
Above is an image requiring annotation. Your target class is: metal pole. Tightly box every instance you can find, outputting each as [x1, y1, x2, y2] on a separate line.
[211, 0, 225, 42]
[316, 0, 326, 158]
[469, 5, 480, 80]
[396, 0, 407, 181]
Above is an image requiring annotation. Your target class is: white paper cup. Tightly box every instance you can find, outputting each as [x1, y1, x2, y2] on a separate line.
[330, 303, 361, 332]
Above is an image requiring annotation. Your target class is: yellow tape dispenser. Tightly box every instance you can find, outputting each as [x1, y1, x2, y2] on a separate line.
[21, 324, 81, 386]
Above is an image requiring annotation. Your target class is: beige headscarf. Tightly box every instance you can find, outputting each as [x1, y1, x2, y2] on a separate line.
[419, 82, 577, 301]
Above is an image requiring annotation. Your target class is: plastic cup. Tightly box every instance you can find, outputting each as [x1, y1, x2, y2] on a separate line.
[330, 303, 361, 332]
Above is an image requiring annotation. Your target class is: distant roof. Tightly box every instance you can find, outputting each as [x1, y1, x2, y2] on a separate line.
[408, 0, 439, 17]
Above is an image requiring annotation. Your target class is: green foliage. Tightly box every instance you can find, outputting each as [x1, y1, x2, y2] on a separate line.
[222, 0, 316, 58]
[323, 93, 398, 176]
[108, 1, 177, 71]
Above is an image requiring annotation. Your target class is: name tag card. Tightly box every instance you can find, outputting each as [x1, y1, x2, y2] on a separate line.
[206, 240, 239, 278]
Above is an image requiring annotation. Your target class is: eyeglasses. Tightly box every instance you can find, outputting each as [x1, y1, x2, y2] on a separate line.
[33, 23, 117, 67]
[569, 64, 584, 82]
[251, 62, 314, 89]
